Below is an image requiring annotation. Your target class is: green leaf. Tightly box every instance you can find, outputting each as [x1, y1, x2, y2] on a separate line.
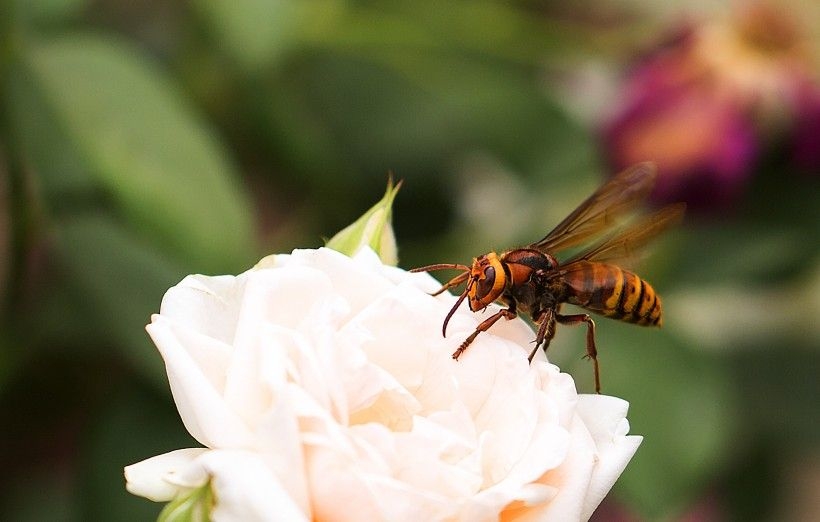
[191, 0, 318, 71]
[50, 214, 186, 388]
[13, 0, 87, 25]
[326, 178, 401, 265]
[158, 484, 213, 522]
[15, 35, 255, 274]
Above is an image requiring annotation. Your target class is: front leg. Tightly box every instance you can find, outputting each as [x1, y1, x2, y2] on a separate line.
[452, 308, 517, 360]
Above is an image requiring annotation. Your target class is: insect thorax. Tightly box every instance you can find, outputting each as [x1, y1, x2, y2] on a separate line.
[499, 249, 559, 315]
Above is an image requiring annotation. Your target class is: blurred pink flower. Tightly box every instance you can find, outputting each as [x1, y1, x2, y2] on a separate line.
[603, 3, 820, 209]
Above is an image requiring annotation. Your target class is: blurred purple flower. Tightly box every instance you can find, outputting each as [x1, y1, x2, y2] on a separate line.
[791, 87, 820, 173]
[602, 3, 820, 210]
[604, 72, 759, 211]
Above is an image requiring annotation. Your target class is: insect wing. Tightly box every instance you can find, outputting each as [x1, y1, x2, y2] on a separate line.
[561, 203, 685, 266]
[532, 162, 657, 254]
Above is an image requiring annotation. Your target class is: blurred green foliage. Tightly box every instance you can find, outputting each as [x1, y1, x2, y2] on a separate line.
[0, 1, 817, 521]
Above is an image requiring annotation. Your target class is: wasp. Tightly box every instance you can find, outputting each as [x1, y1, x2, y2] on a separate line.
[411, 162, 685, 393]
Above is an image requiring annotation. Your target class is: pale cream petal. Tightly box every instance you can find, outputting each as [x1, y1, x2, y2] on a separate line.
[576, 395, 643, 520]
[339, 288, 448, 397]
[159, 274, 246, 345]
[148, 316, 232, 394]
[524, 414, 596, 522]
[147, 316, 254, 448]
[304, 440, 458, 522]
[198, 450, 309, 522]
[470, 398, 570, 518]
[124, 448, 207, 501]
[279, 248, 396, 317]
[253, 388, 310, 515]
[252, 254, 278, 269]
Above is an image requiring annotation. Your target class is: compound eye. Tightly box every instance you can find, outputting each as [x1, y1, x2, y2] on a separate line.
[475, 266, 496, 299]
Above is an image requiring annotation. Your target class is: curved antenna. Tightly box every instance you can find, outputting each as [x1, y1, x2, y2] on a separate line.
[442, 278, 473, 337]
[411, 264, 471, 297]
[410, 262, 474, 336]
[410, 263, 470, 273]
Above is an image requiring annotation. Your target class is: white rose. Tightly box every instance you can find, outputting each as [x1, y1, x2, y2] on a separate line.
[125, 247, 641, 521]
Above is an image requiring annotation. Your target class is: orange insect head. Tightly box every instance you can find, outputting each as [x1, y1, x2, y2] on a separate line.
[467, 253, 506, 311]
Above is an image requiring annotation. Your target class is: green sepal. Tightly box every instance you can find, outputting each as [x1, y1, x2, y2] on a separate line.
[157, 483, 213, 522]
[326, 177, 401, 265]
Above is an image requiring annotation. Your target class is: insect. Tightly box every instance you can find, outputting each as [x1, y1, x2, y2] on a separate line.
[411, 162, 684, 393]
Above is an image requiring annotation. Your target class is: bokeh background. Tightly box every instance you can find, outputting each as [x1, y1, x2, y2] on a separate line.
[1, 0, 818, 520]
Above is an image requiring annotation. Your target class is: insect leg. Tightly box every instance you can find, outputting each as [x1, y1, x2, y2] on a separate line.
[452, 309, 517, 360]
[430, 271, 470, 297]
[556, 313, 600, 394]
[529, 308, 557, 362]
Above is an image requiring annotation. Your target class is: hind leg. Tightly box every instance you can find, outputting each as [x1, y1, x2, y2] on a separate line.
[557, 313, 600, 394]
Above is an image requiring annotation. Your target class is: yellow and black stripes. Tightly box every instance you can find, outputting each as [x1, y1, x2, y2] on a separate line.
[560, 261, 662, 327]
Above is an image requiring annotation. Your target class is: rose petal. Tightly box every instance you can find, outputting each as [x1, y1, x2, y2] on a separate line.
[147, 316, 255, 448]
[253, 388, 311, 515]
[148, 315, 232, 393]
[276, 248, 397, 317]
[305, 434, 459, 522]
[124, 448, 207, 501]
[340, 289, 452, 400]
[576, 395, 643, 520]
[159, 274, 245, 344]
[197, 450, 309, 522]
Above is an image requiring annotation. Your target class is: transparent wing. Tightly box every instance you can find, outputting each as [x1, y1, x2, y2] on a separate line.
[560, 203, 686, 266]
[533, 162, 657, 254]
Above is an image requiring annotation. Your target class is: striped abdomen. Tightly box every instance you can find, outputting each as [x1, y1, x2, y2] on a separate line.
[558, 261, 662, 326]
